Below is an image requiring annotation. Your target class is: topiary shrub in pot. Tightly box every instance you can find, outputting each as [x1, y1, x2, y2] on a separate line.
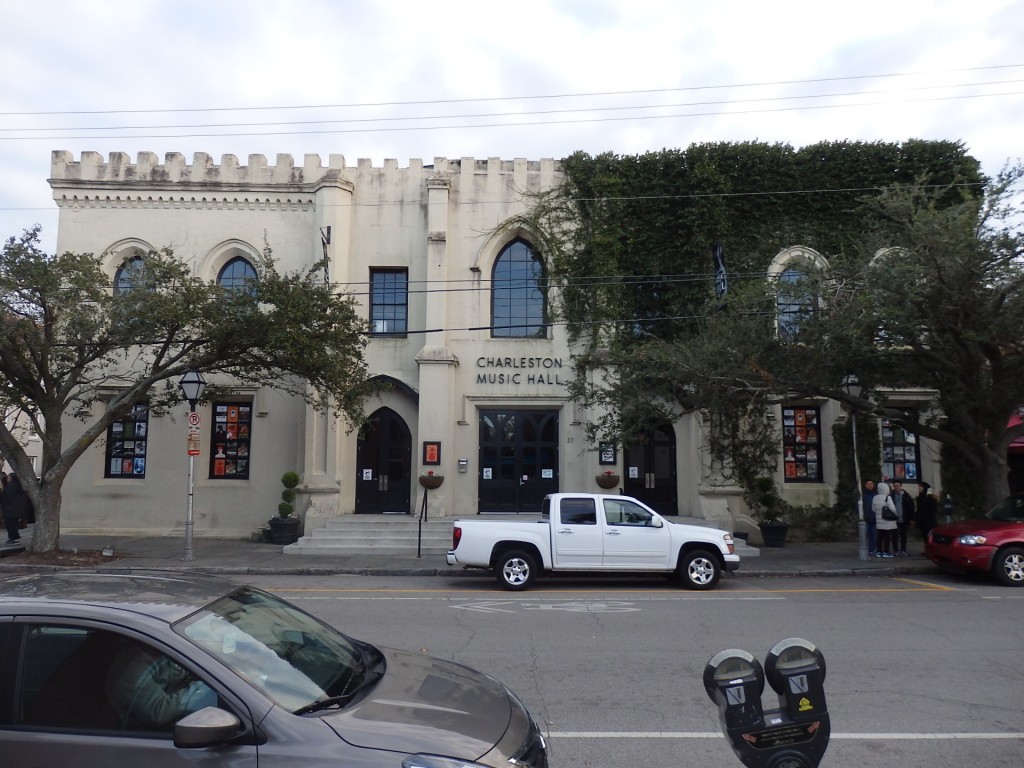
[268, 471, 302, 544]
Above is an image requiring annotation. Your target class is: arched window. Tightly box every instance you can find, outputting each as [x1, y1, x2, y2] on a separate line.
[776, 267, 815, 341]
[113, 254, 147, 295]
[217, 257, 258, 296]
[491, 239, 546, 338]
[769, 247, 827, 342]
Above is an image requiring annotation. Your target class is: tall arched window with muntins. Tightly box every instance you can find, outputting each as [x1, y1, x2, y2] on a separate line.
[491, 239, 546, 338]
[217, 257, 258, 296]
[776, 267, 815, 341]
[770, 247, 827, 342]
[114, 254, 147, 295]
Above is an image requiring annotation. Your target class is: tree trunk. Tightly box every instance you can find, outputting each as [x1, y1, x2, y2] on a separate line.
[981, 450, 1011, 512]
[29, 416, 71, 553]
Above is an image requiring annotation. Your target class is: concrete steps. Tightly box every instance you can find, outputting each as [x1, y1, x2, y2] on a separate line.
[284, 516, 453, 556]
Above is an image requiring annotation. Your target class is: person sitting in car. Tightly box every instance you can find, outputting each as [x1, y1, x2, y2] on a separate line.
[105, 638, 214, 730]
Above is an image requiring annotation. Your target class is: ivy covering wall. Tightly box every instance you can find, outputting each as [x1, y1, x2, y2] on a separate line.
[525, 139, 987, 520]
[554, 140, 982, 344]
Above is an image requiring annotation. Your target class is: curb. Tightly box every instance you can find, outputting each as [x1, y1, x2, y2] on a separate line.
[0, 562, 941, 579]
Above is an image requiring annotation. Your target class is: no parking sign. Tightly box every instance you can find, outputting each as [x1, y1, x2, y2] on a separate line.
[187, 411, 201, 455]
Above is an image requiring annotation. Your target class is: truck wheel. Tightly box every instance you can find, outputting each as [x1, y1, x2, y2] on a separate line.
[496, 550, 537, 591]
[993, 547, 1024, 586]
[679, 550, 721, 590]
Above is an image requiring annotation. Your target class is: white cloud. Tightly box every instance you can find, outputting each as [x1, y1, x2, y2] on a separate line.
[1, 0, 1022, 252]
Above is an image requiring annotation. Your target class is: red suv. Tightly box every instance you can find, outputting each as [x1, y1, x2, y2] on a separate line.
[925, 493, 1024, 586]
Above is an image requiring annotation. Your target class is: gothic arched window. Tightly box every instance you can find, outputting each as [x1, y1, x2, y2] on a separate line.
[491, 239, 546, 338]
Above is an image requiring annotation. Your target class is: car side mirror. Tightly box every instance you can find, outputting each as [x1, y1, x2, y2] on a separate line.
[651, 517, 664, 528]
[174, 706, 242, 749]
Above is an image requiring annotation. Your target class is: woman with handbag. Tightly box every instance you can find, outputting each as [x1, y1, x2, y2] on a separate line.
[871, 481, 898, 558]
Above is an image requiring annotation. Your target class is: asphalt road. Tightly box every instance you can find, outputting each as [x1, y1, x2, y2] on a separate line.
[245, 570, 1024, 768]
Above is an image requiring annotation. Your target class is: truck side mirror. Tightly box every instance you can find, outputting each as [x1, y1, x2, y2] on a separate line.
[704, 638, 830, 768]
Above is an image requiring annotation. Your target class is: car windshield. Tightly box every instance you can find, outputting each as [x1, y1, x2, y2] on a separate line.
[177, 586, 382, 713]
[985, 494, 1024, 523]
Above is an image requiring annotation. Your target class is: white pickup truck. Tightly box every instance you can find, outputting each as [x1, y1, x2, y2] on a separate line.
[446, 492, 740, 590]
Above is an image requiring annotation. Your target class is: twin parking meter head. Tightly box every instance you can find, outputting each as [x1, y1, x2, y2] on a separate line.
[704, 638, 830, 768]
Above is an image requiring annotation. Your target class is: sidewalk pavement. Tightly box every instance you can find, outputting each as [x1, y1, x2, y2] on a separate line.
[1, 533, 940, 580]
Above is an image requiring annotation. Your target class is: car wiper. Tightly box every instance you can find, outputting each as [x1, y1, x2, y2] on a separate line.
[292, 692, 357, 716]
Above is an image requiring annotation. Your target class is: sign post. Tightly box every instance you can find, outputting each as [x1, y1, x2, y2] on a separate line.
[178, 370, 207, 563]
[184, 410, 201, 561]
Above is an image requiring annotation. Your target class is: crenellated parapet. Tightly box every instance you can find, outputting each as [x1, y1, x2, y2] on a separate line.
[49, 151, 560, 215]
[50, 151, 559, 188]
[50, 151, 349, 187]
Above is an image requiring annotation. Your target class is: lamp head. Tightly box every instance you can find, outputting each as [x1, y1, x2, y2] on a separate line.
[178, 370, 207, 409]
[840, 373, 862, 399]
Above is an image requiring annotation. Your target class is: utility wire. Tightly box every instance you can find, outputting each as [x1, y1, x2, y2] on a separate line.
[2, 62, 1020, 117]
[3, 89, 1020, 141]
[10, 180, 985, 214]
[6, 78, 1021, 134]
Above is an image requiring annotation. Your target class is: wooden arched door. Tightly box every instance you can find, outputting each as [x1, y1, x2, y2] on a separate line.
[355, 408, 412, 514]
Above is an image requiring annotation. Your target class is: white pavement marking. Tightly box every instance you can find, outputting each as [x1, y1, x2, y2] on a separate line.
[545, 731, 1024, 740]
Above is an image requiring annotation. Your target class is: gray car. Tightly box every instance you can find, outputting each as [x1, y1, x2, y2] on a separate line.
[0, 570, 547, 767]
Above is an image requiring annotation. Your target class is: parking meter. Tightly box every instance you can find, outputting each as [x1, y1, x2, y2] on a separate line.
[704, 638, 830, 768]
[703, 649, 765, 730]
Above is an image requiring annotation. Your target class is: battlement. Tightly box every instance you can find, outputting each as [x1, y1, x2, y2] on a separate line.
[50, 151, 559, 188]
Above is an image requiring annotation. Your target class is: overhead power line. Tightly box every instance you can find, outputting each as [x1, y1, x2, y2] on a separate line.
[2, 63, 1021, 117]
[2, 90, 1020, 141]
[3, 180, 986, 214]
[5, 78, 1021, 134]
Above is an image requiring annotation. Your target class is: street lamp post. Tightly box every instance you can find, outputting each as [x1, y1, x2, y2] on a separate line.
[178, 370, 206, 562]
[841, 374, 868, 561]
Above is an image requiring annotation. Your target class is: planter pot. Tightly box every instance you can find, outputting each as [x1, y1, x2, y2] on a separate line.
[267, 516, 301, 545]
[758, 522, 790, 548]
[595, 475, 620, 489]
[419, 475, 445, 489]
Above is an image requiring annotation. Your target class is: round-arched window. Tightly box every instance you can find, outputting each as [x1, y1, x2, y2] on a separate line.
[113, 254, 147, 295]
[217, 257, 258, 296]
[491, 239, 545, 338]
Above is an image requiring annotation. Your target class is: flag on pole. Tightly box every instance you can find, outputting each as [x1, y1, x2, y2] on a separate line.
[712, 242, 728, 300]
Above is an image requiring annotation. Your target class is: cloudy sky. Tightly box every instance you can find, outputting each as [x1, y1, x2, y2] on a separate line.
[2, 0, 1021, 252]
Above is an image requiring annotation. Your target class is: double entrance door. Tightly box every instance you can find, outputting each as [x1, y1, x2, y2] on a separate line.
[355, 408, 411, 514]
[623, 422, 678, 516]
[478, 409, 559, 513]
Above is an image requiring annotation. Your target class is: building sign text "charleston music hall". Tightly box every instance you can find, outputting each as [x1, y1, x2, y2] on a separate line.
[476, 356, 566, 386]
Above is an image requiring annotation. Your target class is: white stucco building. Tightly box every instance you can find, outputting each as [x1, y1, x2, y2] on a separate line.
[48, 150, 942, 540]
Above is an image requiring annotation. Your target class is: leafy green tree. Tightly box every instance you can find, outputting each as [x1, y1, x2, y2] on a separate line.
[0, 228, 375, 552]
[518, 142, 1021, 515]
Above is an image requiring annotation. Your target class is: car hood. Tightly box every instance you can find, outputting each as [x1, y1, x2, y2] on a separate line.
[932, 518, 1021, 537]
[323, 647, 512, 758]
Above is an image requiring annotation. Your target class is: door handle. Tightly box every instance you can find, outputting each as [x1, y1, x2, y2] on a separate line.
[557, 529, 574, 535]
[606, 529, 621, 535]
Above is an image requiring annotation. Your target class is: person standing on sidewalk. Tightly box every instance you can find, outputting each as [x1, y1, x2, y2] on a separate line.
[872, 481, 898, 558]
[891, 481, 914, 556]
[862, 479, 878, 555]
[915, 481, 938, 553]
[2, 475, 33, 545]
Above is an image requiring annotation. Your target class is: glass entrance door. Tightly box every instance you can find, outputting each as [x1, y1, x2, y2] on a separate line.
[355, 407, 412, 514]
[478, 410, 559, 513]
[624, 422, 678, 516]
